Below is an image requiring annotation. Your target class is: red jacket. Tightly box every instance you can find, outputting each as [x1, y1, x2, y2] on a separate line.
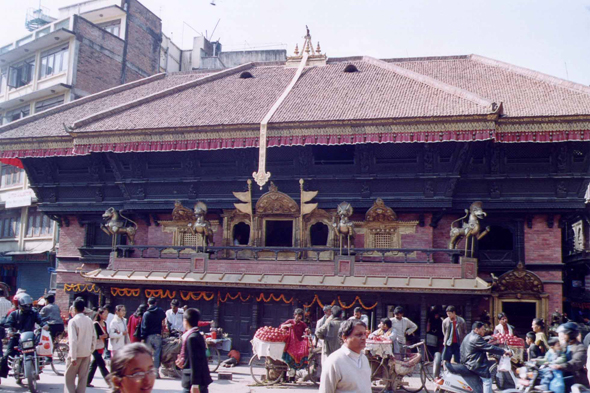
[127, 314, 142, 343]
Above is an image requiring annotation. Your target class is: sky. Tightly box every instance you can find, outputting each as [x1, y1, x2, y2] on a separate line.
[1, 0, 589, 85]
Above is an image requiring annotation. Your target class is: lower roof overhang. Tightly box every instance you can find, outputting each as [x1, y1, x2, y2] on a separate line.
[83, 269, 491, 295]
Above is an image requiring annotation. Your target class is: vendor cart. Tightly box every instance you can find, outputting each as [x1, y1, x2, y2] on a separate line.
[366, 340, 427, 393]
[160, 334, 232, 378]
[249, 336, 320, 386]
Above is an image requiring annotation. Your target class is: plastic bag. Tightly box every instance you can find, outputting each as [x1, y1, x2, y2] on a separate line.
[498, 355, 511, 372]
[36, 328, 54, 357]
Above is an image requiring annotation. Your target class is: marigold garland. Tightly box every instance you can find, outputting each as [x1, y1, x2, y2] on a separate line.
[111, 287, 140, 297]
[338, 296, 378, 310]
[180, 291, 215, 302]
[64, 284, 100, 294]
[145, 289, 176, 299]
[303, 294, 335, 309]
[217, 291, 251, 305]
[256, 293, 294, 304]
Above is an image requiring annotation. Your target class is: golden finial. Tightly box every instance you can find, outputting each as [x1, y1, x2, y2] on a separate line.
[294, 43, 299, 55]
[305, 42, 311, 54]
[316, 42, 321, 54]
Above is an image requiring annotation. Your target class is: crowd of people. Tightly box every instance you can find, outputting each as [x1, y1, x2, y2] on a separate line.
[0, 289, 214, 393]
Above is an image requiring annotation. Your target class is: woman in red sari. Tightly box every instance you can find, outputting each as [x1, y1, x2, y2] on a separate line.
[280, 308, 311, 371]
[127, 304, 146, 343]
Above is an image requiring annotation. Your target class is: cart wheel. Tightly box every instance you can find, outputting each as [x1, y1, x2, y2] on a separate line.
[307, 353, 320, 386]
[401, 362, 427, 392]
[249, 355, 284, 385]
[207, 347, 221, 373]
[369, 358, 391, 393]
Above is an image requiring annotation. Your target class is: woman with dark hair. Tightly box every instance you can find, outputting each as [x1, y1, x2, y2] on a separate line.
[127, 304, 146, 343]
[494, 312, 514, 336]
[532, 318, 548, 354]
[107, 343, 156, 393]
[280, 308, 311, 373]
[87, 307, 110, 387]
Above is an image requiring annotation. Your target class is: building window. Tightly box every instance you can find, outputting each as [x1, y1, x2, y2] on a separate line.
[0, 211, 20, 239]
[312, 145, 355, 165]
[310, 222, 329, 246]
[0, 69, 6, 94]
[479, 226, 514, 251]
[1, 165, 23, 188]
[7, 58, 35, 89]
[34, 95, 64, 113]
[39, 45, 69, 79]
[265, 220, 293, 247]
[85, 223, 112, 246]
[26, 207, 53, 237]
[232, 222, 250, 245]
[98, 20, 121, 37]
[3, 104, 30, 124]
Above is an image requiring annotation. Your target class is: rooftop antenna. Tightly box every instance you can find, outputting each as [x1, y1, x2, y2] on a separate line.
[208, 18, 220, 41]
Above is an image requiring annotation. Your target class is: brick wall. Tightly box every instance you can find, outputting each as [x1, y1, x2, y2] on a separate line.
[525, 215, 562, 264]
[56, 217, 84, 258]
[124, 0, 162, 79]
[73, 15, 125, 95]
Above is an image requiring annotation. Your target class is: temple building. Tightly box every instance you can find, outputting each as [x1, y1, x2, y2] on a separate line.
[0, 32, 589, 354]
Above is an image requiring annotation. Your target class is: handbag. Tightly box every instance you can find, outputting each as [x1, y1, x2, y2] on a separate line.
[426, 333, 438, 347]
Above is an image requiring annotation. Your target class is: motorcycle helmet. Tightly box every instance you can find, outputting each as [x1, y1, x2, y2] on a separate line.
[18, 293, 33, 312]
[556, 321, 580, 339]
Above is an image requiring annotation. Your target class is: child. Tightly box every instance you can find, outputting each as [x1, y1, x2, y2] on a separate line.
[538, 337, 566, 393]
[526, 331, 542, 360]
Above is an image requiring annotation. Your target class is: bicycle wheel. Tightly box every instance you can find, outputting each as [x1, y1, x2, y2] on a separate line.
[369, 358, 391, 393]
[49, 358, 63, 376]
[249, 355, 285, 385]
[400, 361, 426, 393]
[54, 343, 68, 363]
[207, 347, 221, 373]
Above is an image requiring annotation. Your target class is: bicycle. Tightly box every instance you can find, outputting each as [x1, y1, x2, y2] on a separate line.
[368, 340, 434, 393]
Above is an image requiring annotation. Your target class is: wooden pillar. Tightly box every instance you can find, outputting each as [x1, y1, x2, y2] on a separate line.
[376, 295, 384, 322]
[252, 299, 259, 331]
[213, 302, 220, 327]
[465, 297, 473, 329]
[420, 295, 427, 341]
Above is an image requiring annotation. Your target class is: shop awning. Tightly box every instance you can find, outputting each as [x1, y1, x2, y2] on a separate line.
[83, 269, 491, 295]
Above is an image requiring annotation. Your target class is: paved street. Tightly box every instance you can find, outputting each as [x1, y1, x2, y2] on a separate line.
[0, 361, 320, 393]
[0, 360, 441, 392]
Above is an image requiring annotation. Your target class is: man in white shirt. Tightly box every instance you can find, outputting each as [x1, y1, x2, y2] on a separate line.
[65, 298, 97, 393]
[0, 289, 12, 318]
[166, 299, 185, 334]
[390, 306, 418, 353]
[348, 307, 370, 327]
[319, 319, 371, 393]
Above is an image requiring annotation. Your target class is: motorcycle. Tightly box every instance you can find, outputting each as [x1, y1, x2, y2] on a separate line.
[8, 330, 44, 393]
[433, 352, 519, 393]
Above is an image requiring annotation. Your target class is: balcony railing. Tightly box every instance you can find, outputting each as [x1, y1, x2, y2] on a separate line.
[114, 245, 463, 264]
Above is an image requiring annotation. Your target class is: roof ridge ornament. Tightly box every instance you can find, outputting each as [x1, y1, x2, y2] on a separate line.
[286, 26, 327, 68]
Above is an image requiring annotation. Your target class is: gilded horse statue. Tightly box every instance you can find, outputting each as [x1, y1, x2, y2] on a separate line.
[332, 202, 355, 255]
[448, 201, 490, 256]
[188, 201, 214, 249]
[101, 207, 138, 248]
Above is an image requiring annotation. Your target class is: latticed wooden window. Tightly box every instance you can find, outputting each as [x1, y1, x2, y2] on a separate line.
[180, 232, 198, 247]
[373, 232, 393, 249]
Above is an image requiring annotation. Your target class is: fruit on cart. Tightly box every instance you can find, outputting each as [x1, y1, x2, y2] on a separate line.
[367, 336, 392, 343]
[491, 333, 524, 347]
[254, 326, 289, 342]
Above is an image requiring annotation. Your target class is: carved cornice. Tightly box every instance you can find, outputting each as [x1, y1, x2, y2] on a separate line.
[255, 182, 299, 215]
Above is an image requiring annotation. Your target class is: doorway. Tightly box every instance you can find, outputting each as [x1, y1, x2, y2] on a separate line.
[501, 301, 537, 336]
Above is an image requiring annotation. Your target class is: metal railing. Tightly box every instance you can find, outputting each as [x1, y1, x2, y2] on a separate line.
[114, 245, 463, 264]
